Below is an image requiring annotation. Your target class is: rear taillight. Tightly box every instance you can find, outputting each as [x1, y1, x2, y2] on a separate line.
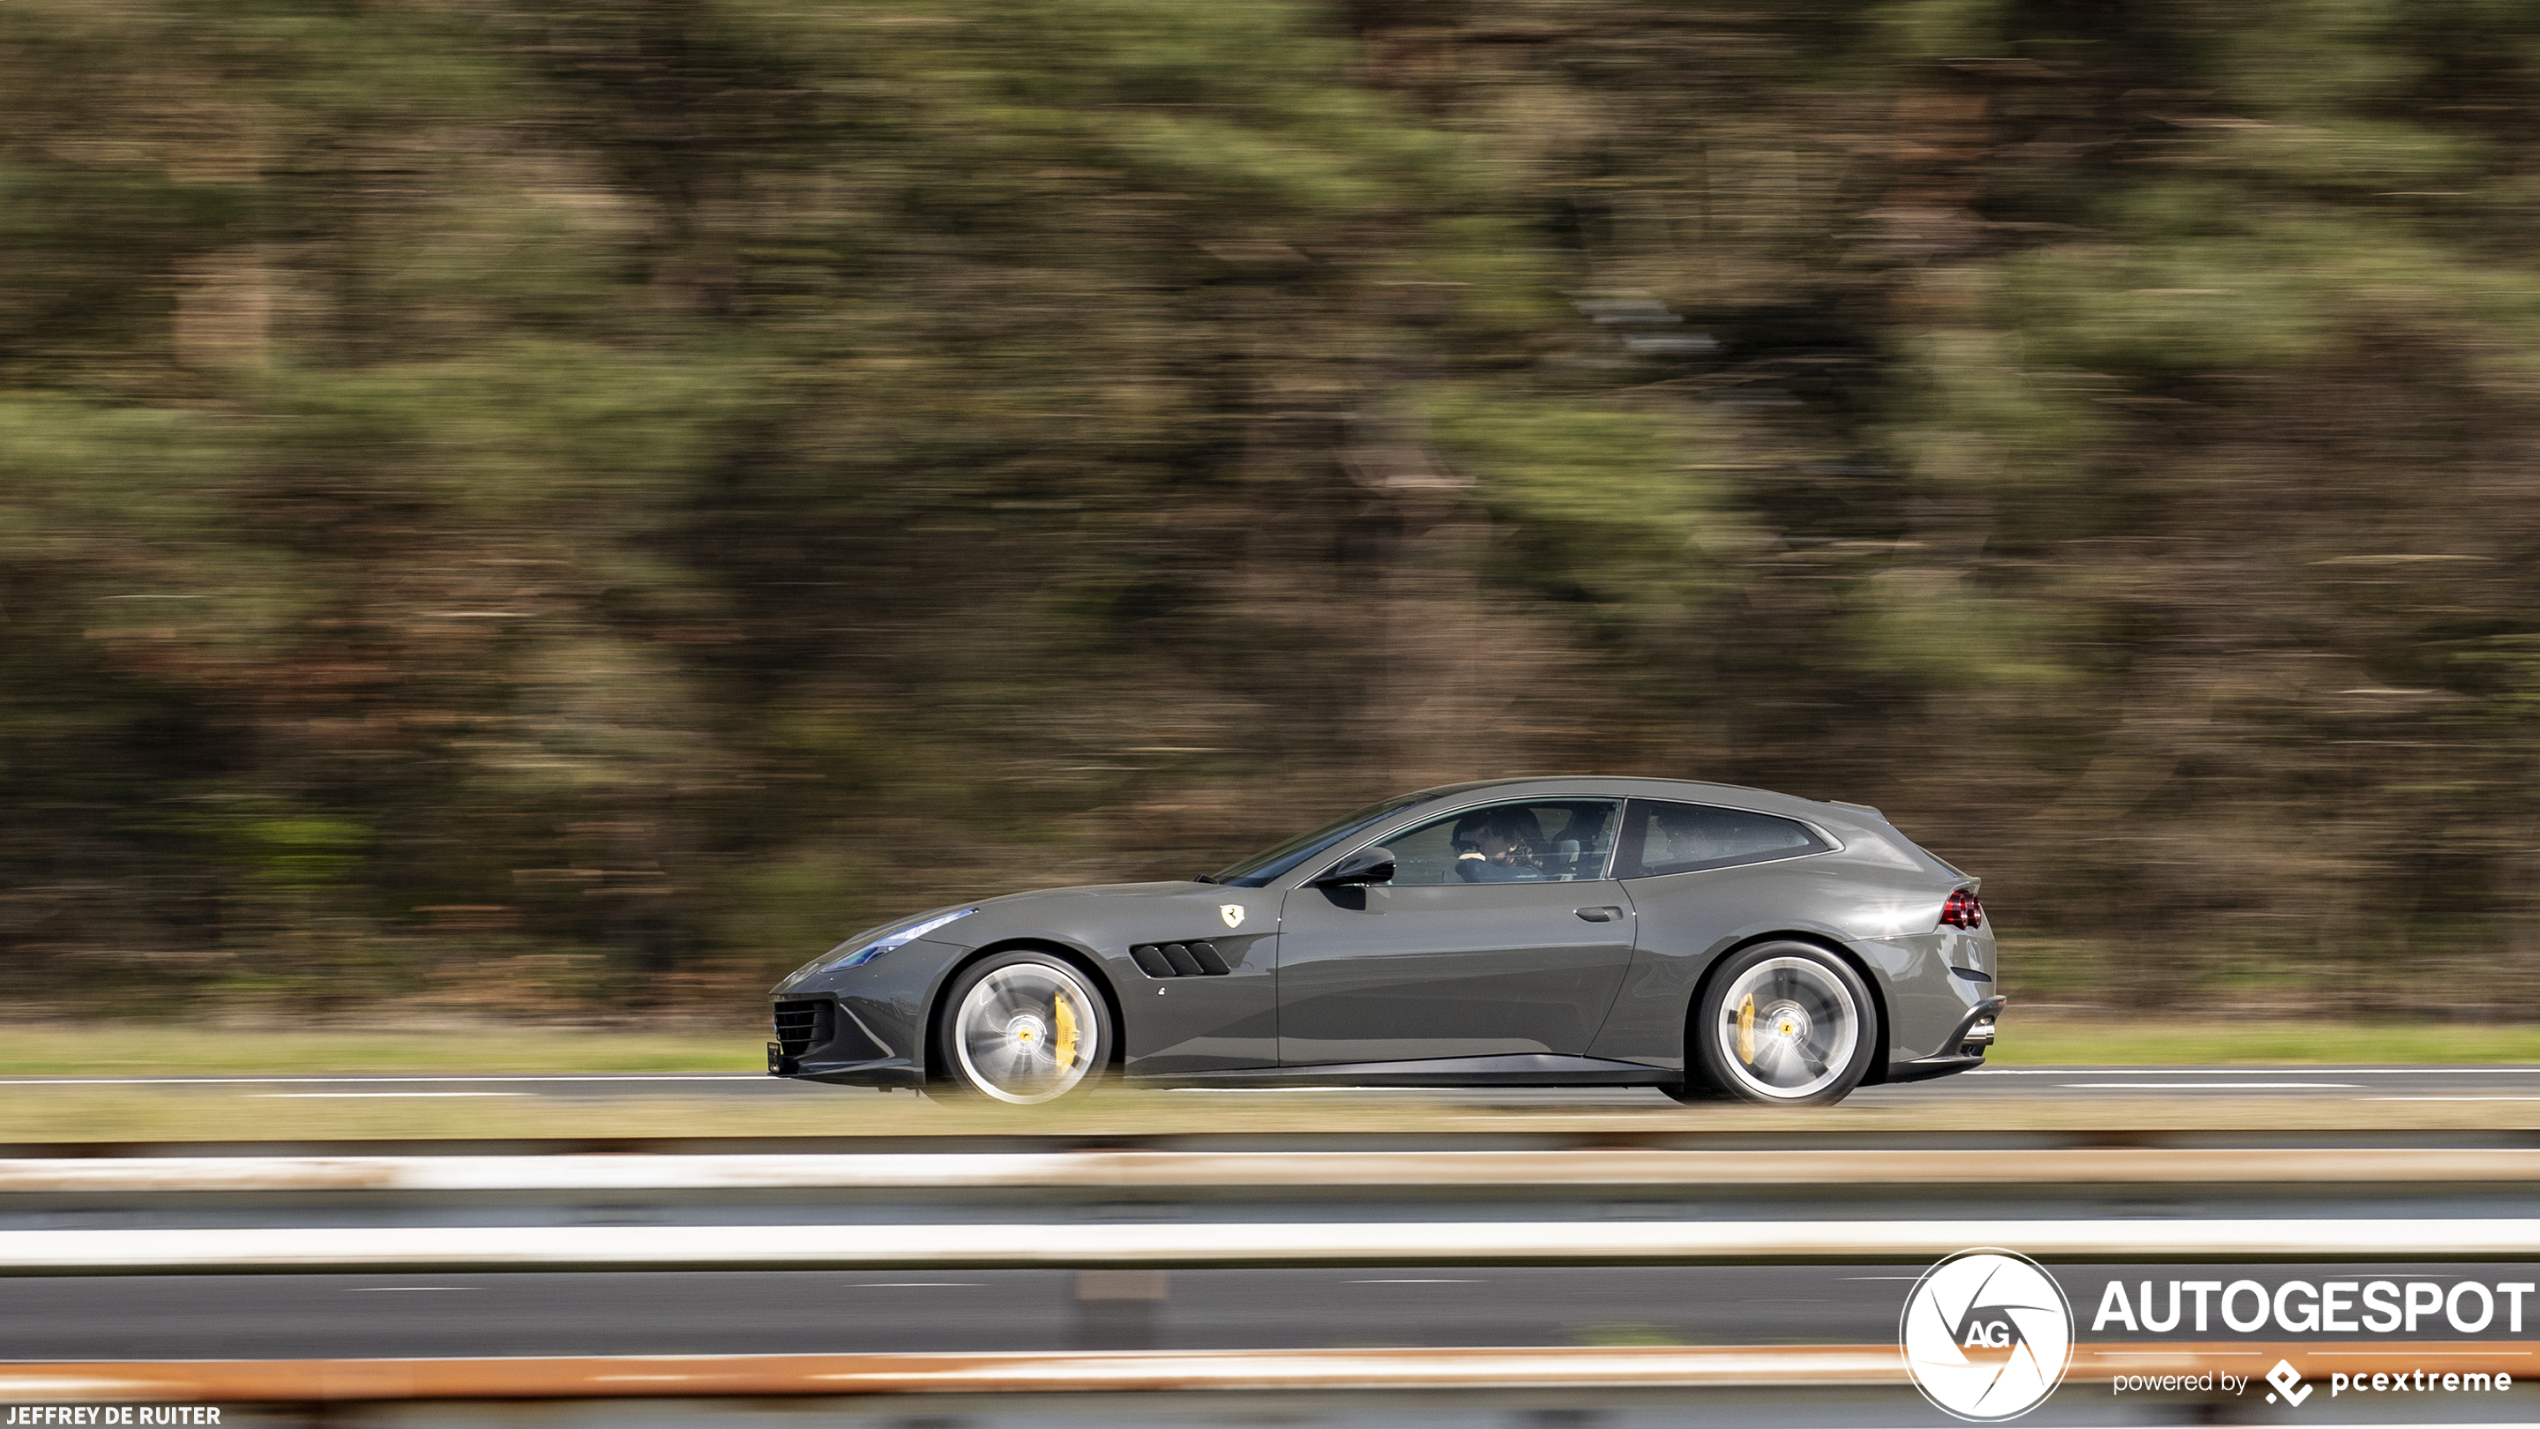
[1940, 889, 1984, 930]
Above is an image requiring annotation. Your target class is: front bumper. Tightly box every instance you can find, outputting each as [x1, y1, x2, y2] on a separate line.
[766, 994, 922, 1088]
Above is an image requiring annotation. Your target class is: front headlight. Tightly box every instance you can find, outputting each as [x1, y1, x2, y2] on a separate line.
[790, 907, 977, 984]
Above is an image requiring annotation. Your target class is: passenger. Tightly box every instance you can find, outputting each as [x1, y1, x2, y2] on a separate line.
[1453, 808, 1546, 882]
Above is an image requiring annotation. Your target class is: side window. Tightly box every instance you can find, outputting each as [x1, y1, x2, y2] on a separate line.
[1374, 800, 1620, 885]
[1615, 799, 1829, 879]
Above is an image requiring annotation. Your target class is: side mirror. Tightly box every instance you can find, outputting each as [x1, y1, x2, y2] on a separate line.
[1315, 846, 1396, 886]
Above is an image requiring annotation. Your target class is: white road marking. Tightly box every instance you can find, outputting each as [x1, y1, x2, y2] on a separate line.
[345, 1286, 476, 1292]
[255, 1091, 528, 1099]
[0, 1074, 760, 1085]
[1971, 1066, 2540, 1075]
[2057, 1082, 2360, 1089]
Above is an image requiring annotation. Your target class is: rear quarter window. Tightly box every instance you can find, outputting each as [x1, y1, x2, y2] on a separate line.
[1615, 798, 1832, 879]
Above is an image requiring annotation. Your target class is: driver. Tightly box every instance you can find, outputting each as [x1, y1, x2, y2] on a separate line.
[1453, 807, 1546, 883]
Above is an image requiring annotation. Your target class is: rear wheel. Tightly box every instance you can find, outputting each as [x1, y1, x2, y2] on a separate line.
[1689, 941, 1877, 1106]
[933, 950, 1112, 1104]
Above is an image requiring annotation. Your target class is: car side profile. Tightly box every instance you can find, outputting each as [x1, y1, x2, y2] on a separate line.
[767, 777, 2001, 1106]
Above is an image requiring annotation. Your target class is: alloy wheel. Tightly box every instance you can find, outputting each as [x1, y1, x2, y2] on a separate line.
[950, 960, 1101, 1104]
[1711, 954, 1860, 1101]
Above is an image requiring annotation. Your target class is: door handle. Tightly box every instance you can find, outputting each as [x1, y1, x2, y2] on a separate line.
[1574, 906, 1624, 923]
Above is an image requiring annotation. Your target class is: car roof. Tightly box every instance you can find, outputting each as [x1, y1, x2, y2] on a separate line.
[1391, 775, 1867, 825]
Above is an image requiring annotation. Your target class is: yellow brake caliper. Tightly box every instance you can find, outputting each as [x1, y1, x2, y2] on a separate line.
[1053, 992, 1080, 1069]
[1736, 994, 1756, 1065]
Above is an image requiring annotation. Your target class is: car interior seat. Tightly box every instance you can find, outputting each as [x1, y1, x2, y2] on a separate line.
[1543, 805, 1611, 880]
[1549, 838, 1582, 879]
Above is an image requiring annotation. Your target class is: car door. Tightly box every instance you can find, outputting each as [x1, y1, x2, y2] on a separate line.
[1274, 799, 1636, 1065]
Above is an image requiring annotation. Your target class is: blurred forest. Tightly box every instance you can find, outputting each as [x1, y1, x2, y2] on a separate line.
[7, 0, 2540, 1020]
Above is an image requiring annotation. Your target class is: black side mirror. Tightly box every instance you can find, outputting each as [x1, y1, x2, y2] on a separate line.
[1315, 846, 1396, 886]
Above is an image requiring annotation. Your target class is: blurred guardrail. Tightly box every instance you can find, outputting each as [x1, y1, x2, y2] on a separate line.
[5, 1216, 2540, 1272]
[0, 1340, 2529, 1411]
[7, 1146, 2540, 1192]
[2, 1342, 2534, 1401]
[0, 1345, 1911, 1398]
[7, 1150, 2538, 1416]
[11, 1119, 2540, 1161]
[4, 1149, 2540, 1271]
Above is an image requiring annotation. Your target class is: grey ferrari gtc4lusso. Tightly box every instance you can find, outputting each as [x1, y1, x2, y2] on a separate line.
[767, 777, 2000, 1107]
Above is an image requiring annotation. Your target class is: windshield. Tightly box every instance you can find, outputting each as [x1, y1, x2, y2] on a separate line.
[1207, 791, 1436, 887]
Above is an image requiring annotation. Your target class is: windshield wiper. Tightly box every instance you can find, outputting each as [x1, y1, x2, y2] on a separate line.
[1192, 873, 1221, 884]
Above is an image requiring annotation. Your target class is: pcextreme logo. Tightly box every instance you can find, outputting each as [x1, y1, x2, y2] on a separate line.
[1900, 1249, 2076, 1422]
[2266, 1359, 2313, 1406]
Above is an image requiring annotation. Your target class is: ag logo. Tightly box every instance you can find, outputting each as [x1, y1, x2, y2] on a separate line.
[1219, 904, 1245, 929]
[1900, 1249, 2074, 1422]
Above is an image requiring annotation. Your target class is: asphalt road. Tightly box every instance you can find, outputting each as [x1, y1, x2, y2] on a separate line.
[9, 1262, 2538, 1360]
[3, 1066, 2538, 1105]
[13, 1263, 2540, 1429]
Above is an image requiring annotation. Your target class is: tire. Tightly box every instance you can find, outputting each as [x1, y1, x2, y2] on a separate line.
[1689, 941, 1878, 1106]
[932, 950, 1113, 1105]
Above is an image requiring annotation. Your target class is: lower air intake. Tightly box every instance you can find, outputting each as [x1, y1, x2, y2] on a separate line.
[772, 1000, 834, 1057]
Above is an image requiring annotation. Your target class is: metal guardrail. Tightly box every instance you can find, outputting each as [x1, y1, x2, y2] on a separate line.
[7, 1147, 2540, 1193]
[11, 1118, 2540, 1162]
[0, 1346, 1910, 1399]
[2, 1342, 2531, 1402]
[6, 1218, 2540, 1273]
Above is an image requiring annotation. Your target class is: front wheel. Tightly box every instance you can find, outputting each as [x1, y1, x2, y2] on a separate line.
[933, 950, 1113, 1104]
[1689, 941, 1877, 1106]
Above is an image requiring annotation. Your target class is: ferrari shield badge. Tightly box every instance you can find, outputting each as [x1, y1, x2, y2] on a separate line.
[1220, 904, 1245, 929]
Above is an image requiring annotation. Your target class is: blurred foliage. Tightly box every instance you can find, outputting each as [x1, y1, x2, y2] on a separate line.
[7, 0, 2540, 1017]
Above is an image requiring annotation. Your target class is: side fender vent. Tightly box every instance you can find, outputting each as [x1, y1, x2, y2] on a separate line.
[1129, 941, 1232, 978]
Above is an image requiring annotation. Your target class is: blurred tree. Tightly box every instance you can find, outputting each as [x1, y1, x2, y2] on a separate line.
[7, 0, 2540, 1017]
